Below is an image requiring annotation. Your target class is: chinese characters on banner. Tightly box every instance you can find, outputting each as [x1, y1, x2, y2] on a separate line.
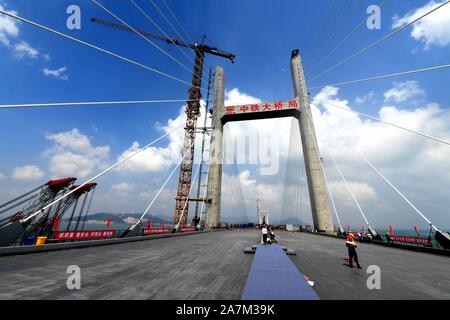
[225, 99, 299, 115]
[143, 227, 170, 235]
[142, 227, 196, 234]
[54, 230, 116, 240]
[390, 235, 432, 245]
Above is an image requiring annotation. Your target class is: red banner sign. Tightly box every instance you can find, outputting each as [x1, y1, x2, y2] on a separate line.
[391, 235, 431, 245]
[143, 227, 170, 235]
[55, 230, 116, 240]
[225, 100, 299, 115]
[181, 227, 196, 232]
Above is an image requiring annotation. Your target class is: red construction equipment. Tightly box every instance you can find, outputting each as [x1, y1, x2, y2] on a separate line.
[0, 178, 98, 246]
[27, 183, 97, 239]
[0, 178, 76, 226]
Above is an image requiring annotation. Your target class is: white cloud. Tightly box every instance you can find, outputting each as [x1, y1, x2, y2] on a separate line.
[221, 170, 282, 223]
[355, 91, 374, 104]
[392, 1, 450, 49]
[112, 182, 135, 197]
[225, 87, 261, 105]
[0, 4, 19, 47]
[0, 4, 51, 65]
[237, 170, 280, 204]
[329, 181, 378, 205]
[11, 165, 45, 181]
[116, 100, 209, 174]
[45, 129, 110, 179]
[0, 172, 6, 180]
[238, 170, 256, 187]
[13, 40, 39, 59]
[42, 66, 68, 80]
[116, 141, 176, 174]
[383, 81, 425, 103]
[138, 190, 153, 199]
[48, 152, 97, 179]
[138, 188, 172, 203]
[310, 83, 450, 228]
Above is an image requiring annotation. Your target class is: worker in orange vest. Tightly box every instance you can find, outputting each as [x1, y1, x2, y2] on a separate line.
[346, 233, 361, 269]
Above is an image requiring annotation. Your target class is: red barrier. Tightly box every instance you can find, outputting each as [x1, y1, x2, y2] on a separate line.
[142, 227, 170, 235]
[181, 227, 196, 232]
[391, 235, 432, 245]
[55, 230, 116, 240]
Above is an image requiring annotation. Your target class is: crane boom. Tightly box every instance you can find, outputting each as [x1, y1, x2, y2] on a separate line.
[91, 15, 235, 230]
[90, 18, 235, 62]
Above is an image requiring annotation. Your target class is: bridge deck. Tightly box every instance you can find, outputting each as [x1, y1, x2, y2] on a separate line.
[0, 230, 449, 299]
[0, 230, 255, 299]
[282, 231, 450, 299]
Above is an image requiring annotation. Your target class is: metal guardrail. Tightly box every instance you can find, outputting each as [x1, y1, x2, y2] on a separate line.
[300, 231, 450, 257]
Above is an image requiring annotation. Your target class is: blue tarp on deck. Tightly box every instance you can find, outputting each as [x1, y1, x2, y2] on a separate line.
[241, 244, 320, 300]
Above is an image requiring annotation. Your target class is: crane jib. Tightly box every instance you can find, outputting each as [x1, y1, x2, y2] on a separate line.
[91, 17, 235, 62]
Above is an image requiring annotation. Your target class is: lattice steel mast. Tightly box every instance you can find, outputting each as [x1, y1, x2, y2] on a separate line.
[90, 17, 235, 227]
[193, 67, 213, 225]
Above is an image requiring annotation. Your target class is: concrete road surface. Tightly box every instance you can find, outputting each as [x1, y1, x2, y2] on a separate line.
[283, 231, 450, 299]
[0, 230, 448, 299]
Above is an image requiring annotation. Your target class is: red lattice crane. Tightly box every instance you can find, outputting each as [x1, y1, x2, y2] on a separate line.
[90, 17, 235, 228]
[0, 178, 77, 245]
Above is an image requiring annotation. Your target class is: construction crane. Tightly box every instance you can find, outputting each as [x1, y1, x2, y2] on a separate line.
[0, 178, 76, 227]
[26, 183, 97, 240]
[193, 67, 213, 227]
[0, 178, 77, 245]
[91, 17, 235, 229]
[91, 18, 236, 62]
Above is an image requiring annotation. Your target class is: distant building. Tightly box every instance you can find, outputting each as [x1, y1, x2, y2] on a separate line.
[123, 217, 139, 224]
[85, 220, 107, 224]
[286, 224, 300, 231]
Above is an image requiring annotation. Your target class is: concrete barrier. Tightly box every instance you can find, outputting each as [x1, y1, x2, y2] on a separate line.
[0, 230, 210, 257]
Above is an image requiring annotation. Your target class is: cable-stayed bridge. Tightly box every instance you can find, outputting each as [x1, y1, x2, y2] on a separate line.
[0, 1, 450, 300]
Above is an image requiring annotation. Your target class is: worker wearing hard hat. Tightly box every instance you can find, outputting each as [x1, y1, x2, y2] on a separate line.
[346, 233, 362, 269]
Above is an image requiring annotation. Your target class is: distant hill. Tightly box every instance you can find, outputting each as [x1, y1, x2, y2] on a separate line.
[64, 213, 309, 226]
[64, 212, 171, 225]
[276, 218, 307, 225]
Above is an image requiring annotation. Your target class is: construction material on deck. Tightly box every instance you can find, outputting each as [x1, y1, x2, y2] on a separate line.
[241, 244, 319, 300]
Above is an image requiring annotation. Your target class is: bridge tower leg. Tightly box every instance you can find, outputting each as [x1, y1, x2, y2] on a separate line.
[205, 67, 225, 228]
[290, 49, 334, 233]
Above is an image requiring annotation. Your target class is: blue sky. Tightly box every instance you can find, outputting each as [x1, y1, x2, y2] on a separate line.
[1, 0, 450, 229]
